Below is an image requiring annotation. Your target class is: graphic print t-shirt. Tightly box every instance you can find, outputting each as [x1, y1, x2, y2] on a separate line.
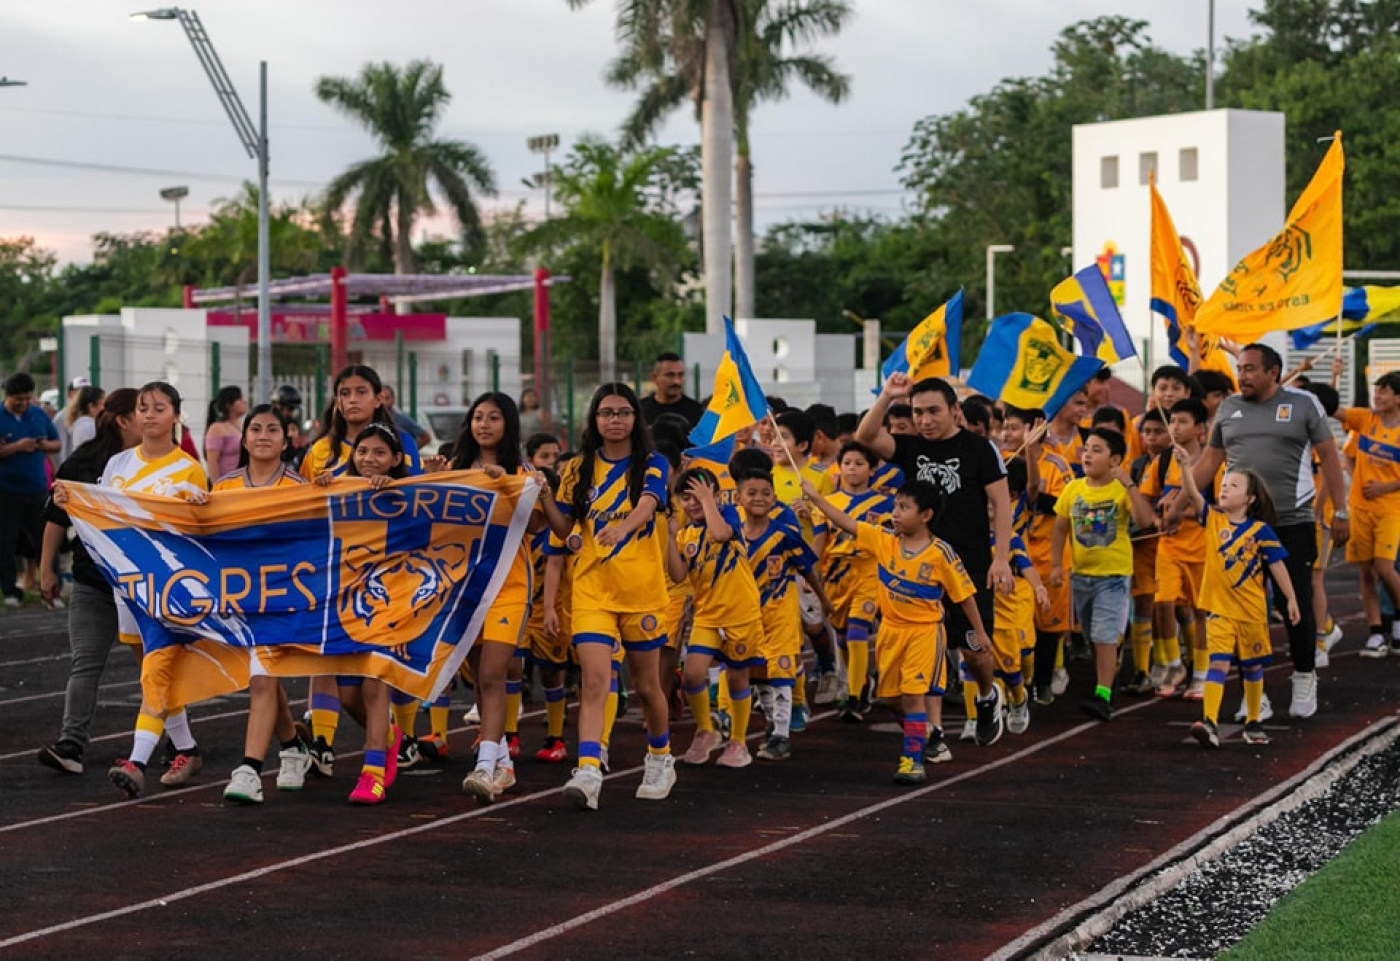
[891, 429, 1006, 577]
[1054, 476, 1133, 577]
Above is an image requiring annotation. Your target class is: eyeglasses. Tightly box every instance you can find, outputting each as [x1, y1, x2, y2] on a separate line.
[596, 408, 636, 421]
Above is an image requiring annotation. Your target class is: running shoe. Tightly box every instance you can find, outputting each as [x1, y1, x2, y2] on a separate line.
[1120, 671, 1154, 696]
[506, 733, 521, 760]
[1289, 672, 1318, 719]
[1006, 695, 1030, 735]
[348, 772, 385, 805]
[814, 672, 841, 705]
[923, 735, 952, 765]
[159, 750, 203, 788]
[1155, 663, 1188, 698]
[715, 741, 753, 769]
[492, 762, 517, 795]
[309, 736, 335, 778]
[1242, 721, 1271, 746]
[276, 744, 312, 791]
[1050, 667, 1070, 696]
[1182, 679, 1206, 701]
[635, 753, 676, 800]
[975, 685, 1004, 746]
[839, 699, 866, 723]
[564, 765, 604, 810]
[534, 736, 568, 763]
[681, 729, 723, 766]
[1191, 719, 1220, 748]
[757, 735, 791, 761]
[958, 718, 978, 743]
[1234, 693, 1274, 723]
[225, 764, 265, 804]
[789, 704, 809, 733]
[109, 758, 145, 798]
[38, 739, 83, 775]
[1080, 694, 1112, 722]
[418, 733, 450, 764]
[1361, 634, 1388, 659]
[461, 767, 497, 803]
[892, 755, 926, 785]
[385, 726, 404, 788]
[396, 733, 422, 772]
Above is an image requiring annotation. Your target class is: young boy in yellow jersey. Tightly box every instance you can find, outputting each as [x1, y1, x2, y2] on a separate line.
[819, 442, 894, 721]
[737, 465, 832, 760]
[1124, 365, 1197, 463]
[1142, 398, 1211, 699]
[1336, 372, 1400, 657]
[669, 467, 767, 769]
[1297, 382, 1344, 671]
[996, 459, 1050, 733]
[805, 478, 989, 785]
[1173, 459, 1298, 747]
[1122, 409, 1168, 695]
[1050, 429, 1157, 722]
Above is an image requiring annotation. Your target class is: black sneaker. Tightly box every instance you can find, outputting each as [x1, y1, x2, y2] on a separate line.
[38, 739, 84, 775]
[757, 735, 791, 761]
[309, 736, 334, 777]
[1242, 720, 1271, 746]
[1080, 694, 1112, 722]
[1191, 718, 1220, 748]
[1033, 684, 1055, 706]
[397, 734, 422, 770]
[838, 700, 865, 723]
[1120, 671, 1154, 696]
[923, 734, 952, 764]
[975, 685, 1005, 746]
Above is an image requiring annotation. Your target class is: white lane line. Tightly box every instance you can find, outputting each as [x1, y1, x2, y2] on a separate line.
[0, 703, 255, 764]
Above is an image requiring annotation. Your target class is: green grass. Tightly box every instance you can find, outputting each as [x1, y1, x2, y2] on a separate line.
[1223, 808, 1400, 959]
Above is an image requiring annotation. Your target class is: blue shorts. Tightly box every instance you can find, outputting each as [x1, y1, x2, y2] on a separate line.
[1070, 574, 1130, 646]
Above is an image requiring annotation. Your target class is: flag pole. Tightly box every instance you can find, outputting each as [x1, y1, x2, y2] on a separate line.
[765, 410, 805, 478]
[1281, 329, 1359, 387]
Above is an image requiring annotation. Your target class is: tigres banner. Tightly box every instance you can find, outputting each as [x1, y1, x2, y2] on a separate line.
[62, 472, 538, 713]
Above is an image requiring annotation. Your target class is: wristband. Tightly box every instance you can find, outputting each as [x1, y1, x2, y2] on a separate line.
[1334, 510, 1350, 520]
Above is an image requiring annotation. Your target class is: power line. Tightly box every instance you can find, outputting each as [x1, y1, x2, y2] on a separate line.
[0, 152, 323, 188]
[0, 203, 202, 214]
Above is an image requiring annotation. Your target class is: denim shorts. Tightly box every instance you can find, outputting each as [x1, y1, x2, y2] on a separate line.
[1070, 574, 1131, 646]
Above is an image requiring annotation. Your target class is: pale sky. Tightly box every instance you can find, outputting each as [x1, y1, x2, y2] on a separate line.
[0, 0, 1258, 265]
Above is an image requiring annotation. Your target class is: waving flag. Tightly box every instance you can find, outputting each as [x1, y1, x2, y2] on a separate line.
[1149, 179, 1235, 382]
[881, 289, 964, 384]
[1195, 133, 1345, 340]
[690, 316, 770, 446]
[1051, 267, 1136, 363]
[1290, 285, 1400, 349]
[967, 313, 1105, 420]
[62, 472, 537, 712]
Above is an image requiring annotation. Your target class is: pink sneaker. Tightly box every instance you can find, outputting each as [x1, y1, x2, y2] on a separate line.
[348, 772, 385, 805]
[682, 729, 723, 765]
[715, 740, 753, 769]
[385, 725, 403, 788]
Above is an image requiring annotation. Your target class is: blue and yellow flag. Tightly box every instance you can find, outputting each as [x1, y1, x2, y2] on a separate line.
[1290, 285, 1400, 349]
[967, 313, 1105, 420]
[690, 316, 769, 447]
[62, 472, 537, 713]
[1149, 178, 1235, 383]
[881, 289, 963, 384]
[1050, 266, 1135, 363]
[1195, 133, 1345, 340]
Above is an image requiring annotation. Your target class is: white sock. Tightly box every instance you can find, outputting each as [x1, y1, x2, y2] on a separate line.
[130, 728, 161, 766]
[1392, 622, 1400, 641]
[475, 739, 498, 774]
[758, 685, 775, 717]
[772, 686, 792, 738]
[164, 710, 196, 751]
[497, 737, 513, 771]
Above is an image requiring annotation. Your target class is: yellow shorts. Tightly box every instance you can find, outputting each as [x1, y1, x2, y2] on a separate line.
[992, 585, 1034, 674]
[479, 602, 528, 649]
[688, 619, 766, 669]
[527, 622, 571, 668]
[1155, 556, 1203, 608]
[1205, 612, 1272, 662]
[574, 608, 666, 652]
[1034, 569, 1071, 632]
[760, 592, 802, 680]
[875, 622, 946, 699]
[1131, 538, 1158, 599]
[828, 576, 879, 633]
[1345, 506, 1400, 563]
[663, 590, 692, 651]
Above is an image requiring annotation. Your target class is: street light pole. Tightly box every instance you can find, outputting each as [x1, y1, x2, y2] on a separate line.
[1206, 0, 1215, 110]
[527, 134, 559, 221]
[0, 77, 27, 88]
[133, 7, 270, 402]
[985, 244, 1015, 323]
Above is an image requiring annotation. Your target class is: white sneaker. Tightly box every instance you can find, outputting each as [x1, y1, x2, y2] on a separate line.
[224, 764, 264, 804]
[1289, 672, 1318, 719]
[564, 765, 604, 810]
[814, 672, 840, 705]
[1147, 663, 1168, 689]
[1319, 622, 1344, 652]
[275, 745, 311, 791]
[1234, 693, 1274, 723]
[2, 596, 19, 609]
[635, 752, 676, 801]
[1361, 634, 1388, 659]
[1051, 667, 1070, 696]
[1006, 696, 1030, 735]
[958, 718, 978, 742]
[1315, 644, 1330, 669]
[463, 703, 481, 724]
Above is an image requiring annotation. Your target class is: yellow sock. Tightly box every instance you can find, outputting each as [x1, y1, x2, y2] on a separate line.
[1244, 676, 1264, 722]
[504, 683, 522, 737]
[392, 701, 417, 738]
[686, 687, 713, 732]
[1203, 673, 1224, 724]
[717, 677, 732, 714]
[1161, 633, 1182, 665]
[845, 640, 869, 702]
[962, 672, 978, 719]
[1054, 636, 1065, 670]
[429, 704, 450, 739]
[310, 691, 340, 748]
[1131, 619, 1152, 673]
[544, 688, 566, 739]
[793, 665, 808, 707]
[729, 687, 752, 742]
[602, 672, 620, 749]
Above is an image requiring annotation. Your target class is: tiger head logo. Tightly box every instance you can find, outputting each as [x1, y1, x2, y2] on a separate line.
[338, 541, 470, 644]
[1264, 224, 1313, 284]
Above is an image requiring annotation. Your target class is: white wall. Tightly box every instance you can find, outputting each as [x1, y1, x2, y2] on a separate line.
[683, 319, 870, 415]
[1071, 109, 1286, 385]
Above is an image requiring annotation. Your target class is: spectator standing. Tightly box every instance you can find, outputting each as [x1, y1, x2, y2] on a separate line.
[519, 386, 546, 436]
[0, 373, 61, 606]
[203, 385, 247, 480]
[640, 352, 705, 428]
[379, 383, 430, 448]
[63, 386, 105, 460]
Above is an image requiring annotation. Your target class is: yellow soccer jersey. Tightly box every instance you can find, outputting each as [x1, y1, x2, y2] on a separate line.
[854, 521, 974, 629]
[1043, 426, 1085, 478]
[869, 461, 905, 496]
[676, 504, 761, 628]
[99, 446, 208, 496]
[1341, 408, 1400, 511]
[525, 526, 550, 626]
[557, 450, 669, 614]
[820, 490, 893, 593]
[1054, 477, 1134, 577]
[1139, 453, 1207, 561]
[543, 529, 576, 621]
[744, 509, 818, 608]
[1023, 449, 1074, 566]
[773, 460, 832, 543]
[211, 464, 307, 491]
[1198, 507, 1287, 623]
[299, 427, 422, 481]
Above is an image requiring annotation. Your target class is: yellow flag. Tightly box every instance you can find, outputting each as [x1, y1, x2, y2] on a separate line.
[1194, 133, 1344, 340]
[1149, 179, 1234, 385]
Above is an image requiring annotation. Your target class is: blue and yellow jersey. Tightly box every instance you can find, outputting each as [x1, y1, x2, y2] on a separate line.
[1023, 449, 1074, 562]
[743, 510, 817, 607]
[1199, 507, 1287, 623]
[855, 521, 974, 628]
[557, 450, 669, 614]
[994, 531, 1037, 629]
[99, 446, 208, 496]
[1043, 426, 1086, 478]
[676, 504, 761, 627]
[542, 528, 577, 621]
[1341, 407, 1400, 512]
[299, 426, 422, 481]
[211, 464, 306, 491]
[773, 460, 832, 543]
[526, 526, 550, 614]
[820, 490, 893, 590]
[1140, 454, 1208, 562]
[870, 460, 905, 496]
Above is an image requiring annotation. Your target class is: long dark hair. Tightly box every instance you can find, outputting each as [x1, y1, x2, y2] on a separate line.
[569, 383, 654, 521]
[70, 387, 139, 469]
[206, 384, 243, 430]
[451, 391, 523, 473]
[347, 423, 409, 480]
[317, 365, 393, 472]
[236, 404, 292, 468]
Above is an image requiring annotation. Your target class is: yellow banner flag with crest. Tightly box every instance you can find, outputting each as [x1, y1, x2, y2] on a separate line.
[1194, 133, 1344, 340]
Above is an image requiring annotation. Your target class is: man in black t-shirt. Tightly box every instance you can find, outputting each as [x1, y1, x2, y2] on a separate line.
[858, 373, 1013, 749]
[639, 352, 705, 428]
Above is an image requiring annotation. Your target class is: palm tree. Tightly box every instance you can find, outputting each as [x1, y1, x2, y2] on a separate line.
[313, 60, 497, 273]
[519, 137, 695, 382]
[572, 0, 737, 336]
[598, 0, 851, 322]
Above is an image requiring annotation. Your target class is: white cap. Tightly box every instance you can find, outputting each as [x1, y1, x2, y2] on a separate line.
[68, 376, 91, 389]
